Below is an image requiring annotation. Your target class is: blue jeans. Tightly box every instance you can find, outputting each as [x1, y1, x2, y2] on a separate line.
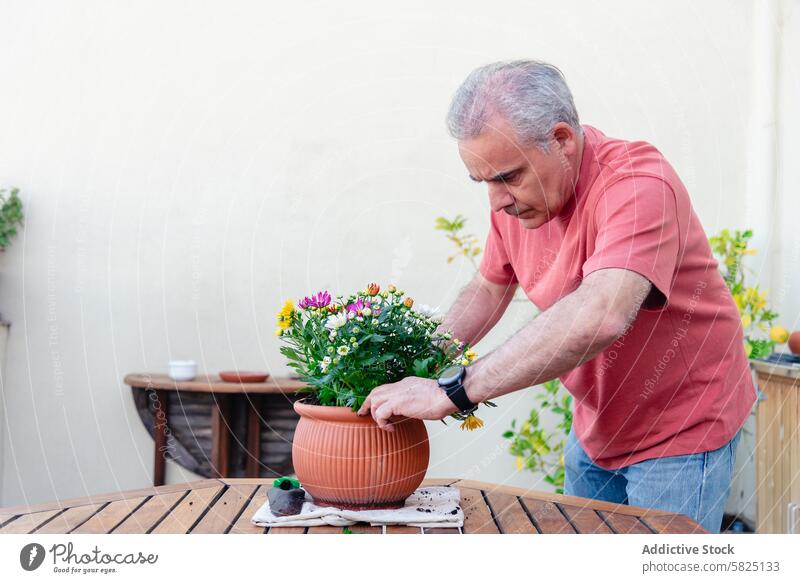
[564, 427, 742, 533]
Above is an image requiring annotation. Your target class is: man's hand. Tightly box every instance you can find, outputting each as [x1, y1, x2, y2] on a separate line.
[357, 377, 457, 432]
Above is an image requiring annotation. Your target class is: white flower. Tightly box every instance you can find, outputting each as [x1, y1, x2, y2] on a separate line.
[326, 313, 348, 330]
[322, 356, 332, 365]
[415, 304, 441, 321]
[337, 345, 350, 356]
[362, 307, 372, 317]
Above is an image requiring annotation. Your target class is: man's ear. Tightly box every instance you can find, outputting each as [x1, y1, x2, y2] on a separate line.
[551, 122, 576, 151]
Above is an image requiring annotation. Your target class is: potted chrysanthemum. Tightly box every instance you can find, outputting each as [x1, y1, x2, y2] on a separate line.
[276, 283, 491, 509]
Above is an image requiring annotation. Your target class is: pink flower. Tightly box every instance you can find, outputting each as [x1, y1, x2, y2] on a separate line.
[346, 298, 370, 316]
[299, 291, 332, 309]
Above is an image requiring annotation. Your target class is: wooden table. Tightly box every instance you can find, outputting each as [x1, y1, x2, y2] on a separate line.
[124, 374, 307, 486]
[0, 478, 706, 534]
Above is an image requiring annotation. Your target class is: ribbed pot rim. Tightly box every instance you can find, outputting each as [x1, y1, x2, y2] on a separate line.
[294, 397, 414, 425]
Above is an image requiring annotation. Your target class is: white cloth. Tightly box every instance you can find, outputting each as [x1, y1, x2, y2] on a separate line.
[251, 486, 463, 528]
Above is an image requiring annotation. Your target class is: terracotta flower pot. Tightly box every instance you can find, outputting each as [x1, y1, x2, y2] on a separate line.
[291, 399, 429, 510]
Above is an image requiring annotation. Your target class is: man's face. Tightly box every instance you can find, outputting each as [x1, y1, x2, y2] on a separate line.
[458, 116, 582, 229]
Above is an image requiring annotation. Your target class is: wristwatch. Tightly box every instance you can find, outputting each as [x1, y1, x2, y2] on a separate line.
[437, 364, 478, 415]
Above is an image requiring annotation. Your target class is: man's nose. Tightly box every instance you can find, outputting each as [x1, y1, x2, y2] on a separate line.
[487, 182, 514, 212]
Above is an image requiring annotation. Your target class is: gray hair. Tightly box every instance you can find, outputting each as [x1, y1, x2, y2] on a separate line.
[446, 60, 581, 150]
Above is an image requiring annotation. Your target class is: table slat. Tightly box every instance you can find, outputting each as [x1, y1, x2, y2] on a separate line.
[559, 503, 614, 534]
[348, 524, 382, 534]
[72, 496, 149, 534]
[0, 510, 63, 534]
[36, 504, 105, 534]
[598, 511, 653, 534]
[150, 485, 224, 534]
[386, 526, 423, 534]
[114, 490, 188, 534]
[267, 526, 307, 534]
[644, 512, 707, 534]
[307, 525, 347, 534]
[230, 486, 268, 534]
[192, 484, 257, 534]
[485, 491, 537, 534]
[0, 479, 222, 516]
[519, 498, 575, 534]
[460, 488, 500, 534]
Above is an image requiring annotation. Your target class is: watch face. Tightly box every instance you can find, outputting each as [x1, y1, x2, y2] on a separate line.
[439, 364, 464, 386]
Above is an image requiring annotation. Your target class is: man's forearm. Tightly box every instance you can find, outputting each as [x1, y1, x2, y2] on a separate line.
[464, 269, 651, 403]
[438, 273, 517, 346]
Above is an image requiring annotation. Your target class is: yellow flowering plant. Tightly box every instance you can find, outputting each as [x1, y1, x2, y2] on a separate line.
[276, 284, 492, 430]
[503, 380, 572, 493]
[709, 229, 782, 358]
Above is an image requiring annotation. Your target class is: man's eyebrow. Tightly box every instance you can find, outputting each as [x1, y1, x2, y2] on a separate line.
[468, 168, 520, 183]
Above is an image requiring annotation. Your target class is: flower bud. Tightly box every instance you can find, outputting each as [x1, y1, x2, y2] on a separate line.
[366, 283, 380, 296]
[403, 297, 414, 308]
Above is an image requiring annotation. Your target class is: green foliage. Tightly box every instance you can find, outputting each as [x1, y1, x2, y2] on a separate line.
[708, 229, 780, 358]
[0, 187, 24, 251]
[503, 380, 572, 493]
[435, 215, 482, 267]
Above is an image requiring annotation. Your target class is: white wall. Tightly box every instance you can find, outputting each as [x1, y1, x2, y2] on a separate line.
[0, 0, 761, 507]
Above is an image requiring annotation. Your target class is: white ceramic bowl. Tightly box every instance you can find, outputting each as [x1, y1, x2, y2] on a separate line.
[168, 360, 197, 381]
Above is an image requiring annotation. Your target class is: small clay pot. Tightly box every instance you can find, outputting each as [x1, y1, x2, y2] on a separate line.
[291, 399, 429, 510]
[788, 331, 800, 355]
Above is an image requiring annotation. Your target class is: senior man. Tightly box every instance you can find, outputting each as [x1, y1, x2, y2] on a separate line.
[357, 60, 754, 532]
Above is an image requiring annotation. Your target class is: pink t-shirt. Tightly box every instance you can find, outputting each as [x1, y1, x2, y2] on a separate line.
[479, 125, 755, 469]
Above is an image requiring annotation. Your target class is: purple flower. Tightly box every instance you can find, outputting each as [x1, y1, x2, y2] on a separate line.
[299, 290, 332, 309]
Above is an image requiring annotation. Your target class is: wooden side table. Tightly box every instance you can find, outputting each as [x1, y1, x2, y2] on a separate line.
[124, 374, 307, 486]
[751, 361, 800, 533]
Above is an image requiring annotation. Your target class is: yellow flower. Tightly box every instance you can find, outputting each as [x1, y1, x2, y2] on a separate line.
[387, 284, 397, 293]
[741, 313, 752, 330]
[770, 325, 790, 344]
[274, 327, 283, 337]
[464, 349, 477, 363]
[279, 299, 294, 318]
[461, 359, 469, 366]
[515, 456, 524, 471]
[459, 414, 484, 431]
[276, 299, 296, 330]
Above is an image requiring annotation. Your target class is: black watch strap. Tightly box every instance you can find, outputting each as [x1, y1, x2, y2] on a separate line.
[438, 365, 478, 414]
[445, 383, 477, 414]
